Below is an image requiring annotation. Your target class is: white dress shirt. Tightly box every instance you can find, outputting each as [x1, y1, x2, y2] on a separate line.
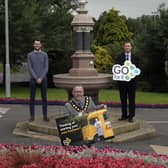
[125, 52, 131, 61]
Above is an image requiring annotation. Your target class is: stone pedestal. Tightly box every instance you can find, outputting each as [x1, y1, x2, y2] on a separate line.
[69, 51, 97, 76]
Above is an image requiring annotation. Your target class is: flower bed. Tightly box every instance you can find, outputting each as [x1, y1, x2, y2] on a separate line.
[0, 144, 168, 168]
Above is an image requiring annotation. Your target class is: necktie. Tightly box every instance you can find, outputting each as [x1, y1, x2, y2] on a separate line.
[125, 54, 128, 60]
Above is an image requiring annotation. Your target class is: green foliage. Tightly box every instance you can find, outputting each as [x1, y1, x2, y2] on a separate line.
[94, 9, 132, 46]
[93, 8, 132, 65]
[0, 0, 77, 85]
[126, 4, 168, 91]
[0, 86, 168, 103]
[92, 5, 168, 91]
[40, 3, 75, 86]
[1, 0, 168, 92]
[92, 45, 113, 73]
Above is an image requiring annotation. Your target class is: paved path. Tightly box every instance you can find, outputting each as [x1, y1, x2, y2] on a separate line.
[0, 107, 10, 118]
[150, 145, 168, 155]
[0, 104, 168, 154]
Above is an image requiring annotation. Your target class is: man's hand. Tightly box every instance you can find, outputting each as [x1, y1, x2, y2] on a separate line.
[101, 104, 107, 109]
[95, 104, 107, 110]
[103, 104, 107, 109]
[36, 78, 42, 84]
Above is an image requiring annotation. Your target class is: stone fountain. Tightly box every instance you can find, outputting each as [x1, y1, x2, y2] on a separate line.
[53, 0, 112, 103]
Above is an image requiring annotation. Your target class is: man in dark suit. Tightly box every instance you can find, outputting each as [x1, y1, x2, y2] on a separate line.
[116, 41, 139, 122]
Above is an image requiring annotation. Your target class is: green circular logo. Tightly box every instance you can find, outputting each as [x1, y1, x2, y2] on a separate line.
[130, 65, 135, 70]
[125, 76, 130, 81]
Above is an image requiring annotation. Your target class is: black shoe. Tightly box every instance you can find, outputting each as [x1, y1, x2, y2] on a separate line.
[128, 118, 134, 122]
[43, 116, 50, 122]
[29, 117, 34, 122]
[118, 117, 127, 121]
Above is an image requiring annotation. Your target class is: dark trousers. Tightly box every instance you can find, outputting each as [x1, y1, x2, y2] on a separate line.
[118, 82, 136, 119]
[29, 78, 47, 118]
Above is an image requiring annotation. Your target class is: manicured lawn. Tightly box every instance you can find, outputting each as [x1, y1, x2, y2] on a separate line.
[0, 87, 67, 100]
[0, 86, 168, 103]
[99, 89, 168, 103]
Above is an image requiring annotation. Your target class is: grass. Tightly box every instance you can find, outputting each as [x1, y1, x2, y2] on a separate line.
[0, 87, 67, 100]
[0, 86, 168, 103]
[99, 89, 168, 104]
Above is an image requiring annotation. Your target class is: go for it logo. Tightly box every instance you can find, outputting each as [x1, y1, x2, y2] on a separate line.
[112, 61, 141, 81]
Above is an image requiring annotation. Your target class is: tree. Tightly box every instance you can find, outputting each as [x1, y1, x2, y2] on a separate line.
[0, 0, 78, 64]
[39, 0, 77, 86]
[0, 0, 78, 86]
[126, 4, 168, 91]
[93, 8, 132, 65]
[92, 45, 113, 73]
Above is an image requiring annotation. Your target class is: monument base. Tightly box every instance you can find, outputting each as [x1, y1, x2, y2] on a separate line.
[13, 111, 156, 144]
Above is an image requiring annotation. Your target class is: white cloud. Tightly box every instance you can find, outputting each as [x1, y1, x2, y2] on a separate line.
[86, 0, 168, 19]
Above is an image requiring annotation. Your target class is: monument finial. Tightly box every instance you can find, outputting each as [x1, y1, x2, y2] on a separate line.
[79, 0, 88, 4]
[78, 0, 88, 13]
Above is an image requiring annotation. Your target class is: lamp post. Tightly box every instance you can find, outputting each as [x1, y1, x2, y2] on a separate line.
[5, 0, 11, 97]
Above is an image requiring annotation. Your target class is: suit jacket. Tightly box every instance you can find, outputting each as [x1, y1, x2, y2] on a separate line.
[116, 52, 139, 85]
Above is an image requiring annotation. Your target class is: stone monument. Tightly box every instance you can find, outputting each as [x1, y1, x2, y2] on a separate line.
[53, 0, 112, 103]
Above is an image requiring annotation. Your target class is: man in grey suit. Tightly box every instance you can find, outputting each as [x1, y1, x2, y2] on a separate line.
[28, 40, 49, 122]
[65, 85, 106, 116]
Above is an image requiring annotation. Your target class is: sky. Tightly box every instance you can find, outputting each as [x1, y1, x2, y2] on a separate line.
[86, 0, 168, 19]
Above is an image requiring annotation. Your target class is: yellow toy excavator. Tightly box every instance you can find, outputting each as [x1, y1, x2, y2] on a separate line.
[82, 108, 114, 142]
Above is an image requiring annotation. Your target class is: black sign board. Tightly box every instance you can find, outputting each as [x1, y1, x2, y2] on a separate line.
[56, 115, 88, 146]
